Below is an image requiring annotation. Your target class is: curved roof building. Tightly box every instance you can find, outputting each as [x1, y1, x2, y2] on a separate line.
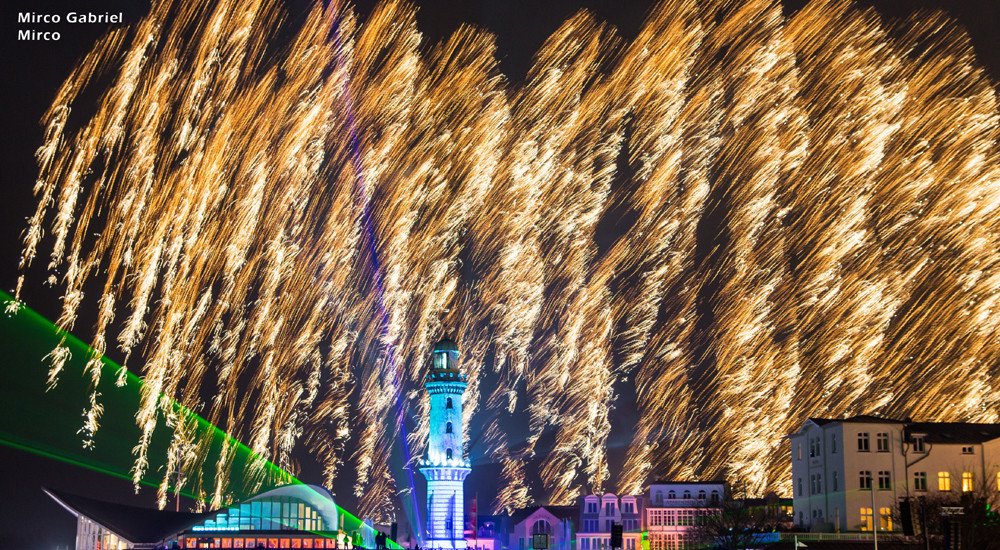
[46, 483, 351, 549]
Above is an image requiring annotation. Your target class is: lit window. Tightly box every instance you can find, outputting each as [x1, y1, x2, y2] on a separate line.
[962, 446, 974, 454]
[879, 507, 892, 531]
[858, 433, 870, 452]
[859, 471, 872, 490]
[860, 508, 873, 531]
[963, 472, 974, 492]
[876, 433, 889, 452]
[997, 472, 1000, 491]
[914, 472, 927, 491]
[939, 472, 951, 491]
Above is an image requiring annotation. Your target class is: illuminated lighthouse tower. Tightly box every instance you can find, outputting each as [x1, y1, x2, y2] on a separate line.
[419, 338, 471, 550]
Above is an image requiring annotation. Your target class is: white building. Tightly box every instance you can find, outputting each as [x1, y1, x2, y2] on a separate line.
[511, 506, 576, 550]
[645, 481, 724, 550]
[419, 338, 472, 549]
[789, 415, 1000, 533]
[575, 493, 642, 550]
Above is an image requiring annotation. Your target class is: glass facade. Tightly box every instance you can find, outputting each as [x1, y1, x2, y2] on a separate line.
[192, 496, 327, 532]
[77, 516, 129, 550]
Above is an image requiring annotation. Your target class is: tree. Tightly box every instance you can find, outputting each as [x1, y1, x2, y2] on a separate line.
[692, 497, 787, 550]
[900, 470, 1000, 550]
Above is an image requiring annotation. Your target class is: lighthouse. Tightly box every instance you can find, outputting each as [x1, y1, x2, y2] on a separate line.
[419, 338, 471, 549]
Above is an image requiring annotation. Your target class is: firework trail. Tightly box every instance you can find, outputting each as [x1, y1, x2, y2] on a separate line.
[614, 0, 713, 495]
[870, 12, 1000, 421]
[13, 0, 1000, 516]
[784, 0, 904, 427]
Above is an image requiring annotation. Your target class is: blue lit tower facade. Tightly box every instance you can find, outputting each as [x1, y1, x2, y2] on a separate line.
[419, 338, 471, 550]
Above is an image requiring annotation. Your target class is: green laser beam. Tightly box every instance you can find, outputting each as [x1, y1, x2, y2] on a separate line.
[0, 433, 201, 497]
[3, 290, 295, 487]
[1, 291, 391, 540]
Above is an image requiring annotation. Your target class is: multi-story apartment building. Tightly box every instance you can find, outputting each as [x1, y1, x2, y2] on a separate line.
[576, 493, 642, 550]
[645, 481, 724, 550]
[789, 415, 1000, 533]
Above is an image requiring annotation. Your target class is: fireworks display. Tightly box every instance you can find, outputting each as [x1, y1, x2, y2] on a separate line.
[11, 0, 1000, 521]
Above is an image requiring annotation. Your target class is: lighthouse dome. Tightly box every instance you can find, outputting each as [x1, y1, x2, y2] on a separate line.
[433, 338, 459, 353]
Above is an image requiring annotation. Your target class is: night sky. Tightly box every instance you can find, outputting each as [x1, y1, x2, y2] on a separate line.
[1, 1, 998, 549]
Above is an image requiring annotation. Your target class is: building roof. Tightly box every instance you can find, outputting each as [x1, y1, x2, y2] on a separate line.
[44, 488, 215, 544]
[807, 415, 905, 426]
[905, 422, 1000, 444]
[649, 480, 726, 486]
[511, 505, 578, 525]
[44, 483, 340, 544]
[797, 416, 1000, 444]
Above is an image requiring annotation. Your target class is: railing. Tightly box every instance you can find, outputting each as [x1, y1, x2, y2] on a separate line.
[778, 532, 909, 541]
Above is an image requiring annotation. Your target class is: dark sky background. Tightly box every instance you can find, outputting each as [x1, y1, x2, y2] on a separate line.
[1, 0, 997, 549]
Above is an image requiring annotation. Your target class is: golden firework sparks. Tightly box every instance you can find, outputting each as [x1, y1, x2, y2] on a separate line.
[15, 0, 1000, 516]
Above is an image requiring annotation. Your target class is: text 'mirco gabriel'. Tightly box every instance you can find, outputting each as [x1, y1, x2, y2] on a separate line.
[18, 12, 124, 41]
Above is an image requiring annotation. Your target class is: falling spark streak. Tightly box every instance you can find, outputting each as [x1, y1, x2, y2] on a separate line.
[14, 0, 1000, 515]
